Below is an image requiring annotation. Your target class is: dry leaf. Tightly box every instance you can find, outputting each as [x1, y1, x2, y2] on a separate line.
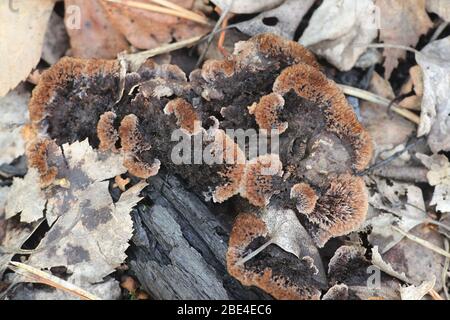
[299, 0, 378, 71]
[24, 140, 146, 283]
[0, 0, 55, 96]
[400, 276, 435, 300]
[371, 246, 410, 283]
[365, 177, 426, 253]
[64, 0, 129, 59]
[427, 0, 450, 22]
[211, 0, 284, 14]
[101, 0, 209, 50]
[5, 169, 46, 224]
[261, 206, 312, 259]
[415, 37, 450, 153]
[360, 72, 415, 161]
[0, 85, 29, 166]
[416, 153, 450, 213]
[0, 220, 36, 277]
[236, 0, 315, 39]
[382, 224, 446, 291]
[65, 0, 209, 58]
[376, 0, 433, 79]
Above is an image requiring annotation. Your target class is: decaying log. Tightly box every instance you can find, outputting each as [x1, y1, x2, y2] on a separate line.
[128, 173, 271, 300]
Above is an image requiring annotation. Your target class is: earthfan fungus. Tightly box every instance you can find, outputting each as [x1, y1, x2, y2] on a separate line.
[25, 33, 372, 299]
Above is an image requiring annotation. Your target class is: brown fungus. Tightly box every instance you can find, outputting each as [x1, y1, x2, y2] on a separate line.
[248, 93, 288, 134]
[290, 183, 318, 215]
[26, 33, 374, 300]
[97, 111, 119, 152]
[227, 213, 326, 300]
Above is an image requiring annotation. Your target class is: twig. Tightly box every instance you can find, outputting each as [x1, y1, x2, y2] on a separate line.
[104, 0, 211, 25]
[121, 35, 203, 71]
[366, 43, 422, 56]
[392, 226, 450, 259]
[358, 136, 425, 176]
[236, 239, 274, 266]
[338, 84, 421, 124]
[195, 0, 234, 68]
[8, 262, 100, 300]
[431, 21, 449, 43]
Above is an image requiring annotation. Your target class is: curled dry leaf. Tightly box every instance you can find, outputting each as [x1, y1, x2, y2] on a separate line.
[400, 276, 436, 300]
[416, 37, 450, 153]
[299, 0, 378, 71]
[0, 0, 55, 96]
[416, 153, 450, 213]
[236, 0, 315, 39]
[0, 85, 30, 166]
[376, 0, 433, 79]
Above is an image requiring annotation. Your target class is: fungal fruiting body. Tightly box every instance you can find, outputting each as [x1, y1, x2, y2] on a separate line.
[26, 34, 372, 299]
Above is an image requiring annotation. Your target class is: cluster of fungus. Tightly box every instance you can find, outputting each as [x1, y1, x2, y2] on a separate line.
[25, 34, 372, 299]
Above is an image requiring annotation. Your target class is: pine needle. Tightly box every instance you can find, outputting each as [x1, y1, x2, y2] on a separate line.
[338, 84, 421, 124]
[8, 261, 100, 300]
[392, 226, 450, 259]
[104, 0, 211, 25]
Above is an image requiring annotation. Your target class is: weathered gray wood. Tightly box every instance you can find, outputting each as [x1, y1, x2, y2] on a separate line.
[128, 174, 271, 300]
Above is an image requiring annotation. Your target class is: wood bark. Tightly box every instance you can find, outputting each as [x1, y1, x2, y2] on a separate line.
[128, 174, 271, 300]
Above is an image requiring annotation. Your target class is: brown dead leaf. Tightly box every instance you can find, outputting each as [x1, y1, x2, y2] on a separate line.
[360, 72, 415, 160]
[64, 0, 129, 58]
[65, 0, 209, 58]
[376, 0, 433, 79]
[0, 0, 55, 97]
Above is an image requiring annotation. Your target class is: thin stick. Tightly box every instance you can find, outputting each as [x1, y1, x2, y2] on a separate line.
[392, 226, 450, 258]
[122, 35, 203, 71]
[105, 0, 210, 25]
[431, 21, 449, 43]
[366, 43, 422, 56]
[195, 0, 234, 68]
[338, 84, 420, 124]
[236, 239, 274, 266]
[9, 262, 100, 300]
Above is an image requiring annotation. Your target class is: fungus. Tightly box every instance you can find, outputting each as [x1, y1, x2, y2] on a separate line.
[119, 114, 160, 179]
[26, 33, 373, 300]
[97, 111, 119, 152]
[248, 93, 288, 134]
[227, 213, 326, 300]
[290, 183, 318, 214]
[239, 154, 283, 207]
[164, 98, 201, 135]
